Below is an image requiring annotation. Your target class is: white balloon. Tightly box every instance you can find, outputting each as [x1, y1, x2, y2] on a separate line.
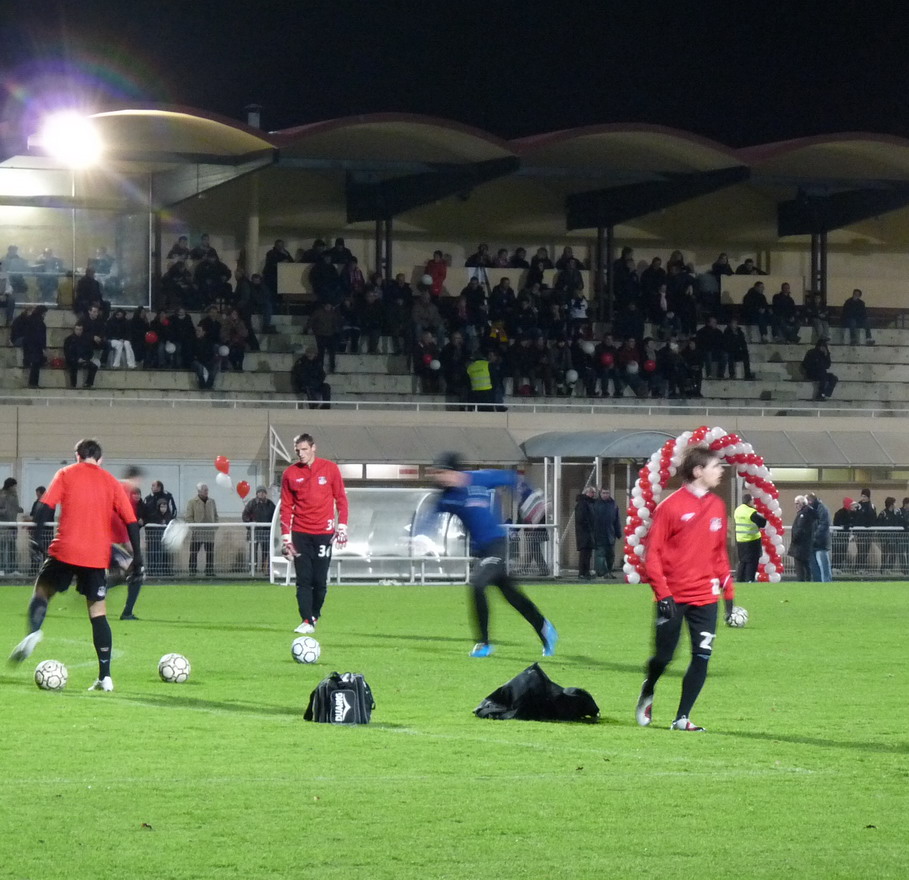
[769, 573, 781, 583]
[648, 471, 661, 484]
[759, 553, 769, 565]
[628, 534, 640, 547]
[631, 486, 643, 498]
[633, 496, 645, 509]
[668, 466, 677, 477]
[680, 431, 693, 441]
[623, 562, 634, 574]
[215, 471, 232, 489]
[627, 572, 641, 584]
[765, 563, 777, 574]
[639, 507, 651, 520]
[634, 525, 647, 538]
[633, 544, 645, 557]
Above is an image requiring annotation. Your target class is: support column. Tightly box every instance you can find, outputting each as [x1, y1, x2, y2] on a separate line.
[384, 216, 393, 281]
[374, 219, 383, 278]
[595, 225, 605, 322]
[245, 174, 260, 275]
[819, 230, 828, 302]
[605, 224, 615, 323]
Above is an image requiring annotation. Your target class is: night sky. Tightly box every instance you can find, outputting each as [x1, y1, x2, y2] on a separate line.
[2, 0, 909, 147]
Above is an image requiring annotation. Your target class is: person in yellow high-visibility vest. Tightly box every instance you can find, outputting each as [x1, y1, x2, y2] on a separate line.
[734, 493, 767, 582]
[466, 352, 494, 410]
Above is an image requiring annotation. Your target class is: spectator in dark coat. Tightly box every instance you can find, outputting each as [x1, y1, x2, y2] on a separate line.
[63, 323, 98, 389]
[723, 317, 755, 379]
[574, 487, 596, 579]
[695, 316, 726, 378]
[742, 282, 771, 343]
[801, 338, 837, 400]
[309, 302, 343, 373]
[242, 486, 277, 573]
[789, 495, 816, 581]
[841, 288, 875, 346]
[592, 488, 621, 578]
[853, 488, 877, 574]
[807, 493, 832, 582]
[832, 496, 857, 575]
[22, 306, 48, 389]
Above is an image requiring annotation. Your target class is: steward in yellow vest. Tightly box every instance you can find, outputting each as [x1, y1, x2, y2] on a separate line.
[734, 494, 767, 582]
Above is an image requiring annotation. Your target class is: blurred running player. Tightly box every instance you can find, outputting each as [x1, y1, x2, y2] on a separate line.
[428, 451, 557, 658]
[108, 465, 146, 620]
[9, 439, 142, 692]
[635, 445, 735, 731]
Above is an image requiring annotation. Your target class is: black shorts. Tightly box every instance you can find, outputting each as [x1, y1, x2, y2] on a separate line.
[654, 601, 718, 660]
[37, 555, 108, 603]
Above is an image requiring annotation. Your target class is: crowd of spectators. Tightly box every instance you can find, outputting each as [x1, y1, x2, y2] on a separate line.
[0, 236, 889, 401]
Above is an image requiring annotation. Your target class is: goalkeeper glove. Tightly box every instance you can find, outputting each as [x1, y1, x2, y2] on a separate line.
[281, 534, 299, 558]
[334, 524, 348, 549]
[724, 596, 735, 622]
[656, 597, 677, 623]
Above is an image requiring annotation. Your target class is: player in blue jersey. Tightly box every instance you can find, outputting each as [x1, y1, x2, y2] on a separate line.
[429, 451, 557, 658]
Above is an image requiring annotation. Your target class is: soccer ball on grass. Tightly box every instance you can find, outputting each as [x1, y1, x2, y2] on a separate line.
[726, 606, 749, 628]
[291, 636, 321, 664]
[158, 653, 191, 683]
[35, 659, 68, 690]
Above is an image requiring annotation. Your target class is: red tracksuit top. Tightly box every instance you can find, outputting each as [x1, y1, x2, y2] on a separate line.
[280, 457, 349, 535]
[644, 485, 735, 605]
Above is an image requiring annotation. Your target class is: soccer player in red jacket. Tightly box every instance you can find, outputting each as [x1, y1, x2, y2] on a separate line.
[635, 445, 736, 731]
[280, 432, 348, 633]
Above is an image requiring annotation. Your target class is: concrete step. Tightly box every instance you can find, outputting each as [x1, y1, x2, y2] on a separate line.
[0, 366, 419, 394]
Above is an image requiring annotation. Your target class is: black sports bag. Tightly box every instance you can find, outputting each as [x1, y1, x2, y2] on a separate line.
[304, 672, 375, 724]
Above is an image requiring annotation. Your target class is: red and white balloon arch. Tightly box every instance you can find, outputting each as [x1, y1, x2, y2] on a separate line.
[622, 425, 785, 584]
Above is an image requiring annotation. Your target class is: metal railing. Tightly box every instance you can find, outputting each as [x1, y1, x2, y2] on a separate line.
[747, 526, 907, 580]
[0, 521, 519, 584]
[4, 521, 904, 582]
[1, 394, 908, 418]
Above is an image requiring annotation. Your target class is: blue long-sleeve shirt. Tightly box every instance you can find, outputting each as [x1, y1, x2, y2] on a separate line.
[435, 470, 518, 555]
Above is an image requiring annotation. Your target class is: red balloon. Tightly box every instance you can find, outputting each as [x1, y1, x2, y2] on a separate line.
[145, 330, 159, 345]
[422, 353, 433, 366]
[236, 480, 251, 499]
[161, 317, 170, 326]
[643, 359, 657, 373]
[214, 455, 230, 474]
[600, 352, 615, 367]
[49, 356, 64, 369]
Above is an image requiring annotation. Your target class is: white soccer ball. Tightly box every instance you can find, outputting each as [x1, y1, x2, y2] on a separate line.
[161, 519, 189, 551]
[35, 659, 68, 690]
[218, 345, 230, 357]
[726, 606, 749, 628]
[158, 653, 191, 682]
[291, 636, 321, 664]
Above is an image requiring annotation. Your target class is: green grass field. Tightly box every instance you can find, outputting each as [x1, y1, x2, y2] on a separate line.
[1, 579, 907, 880]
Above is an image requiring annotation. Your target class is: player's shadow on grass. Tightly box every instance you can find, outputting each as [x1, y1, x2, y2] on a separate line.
[348, 631, 469, 644]
[715, 729, 909, 754]
[556, 653, 651, 676]
[117, 692, 302, 717]
[144, 619, 286, 634]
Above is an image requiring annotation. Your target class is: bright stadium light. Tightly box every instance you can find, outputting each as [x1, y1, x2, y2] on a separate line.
[36, 112, 103, 168]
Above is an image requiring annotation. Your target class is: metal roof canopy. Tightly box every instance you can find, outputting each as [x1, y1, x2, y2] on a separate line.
[778, 185, 909, 236]
[345, 156, 519, 222]
[522, 430, 676, 460]
[271, 424, 524, 466]
[740, 430, 905, 466]
[565, 166, 750, 231]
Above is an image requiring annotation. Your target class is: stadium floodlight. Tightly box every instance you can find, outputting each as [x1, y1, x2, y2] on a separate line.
[35, 112, 103, 168]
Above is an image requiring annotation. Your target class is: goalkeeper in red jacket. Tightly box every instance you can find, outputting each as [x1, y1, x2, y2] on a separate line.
[635, 445, 735, 731]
